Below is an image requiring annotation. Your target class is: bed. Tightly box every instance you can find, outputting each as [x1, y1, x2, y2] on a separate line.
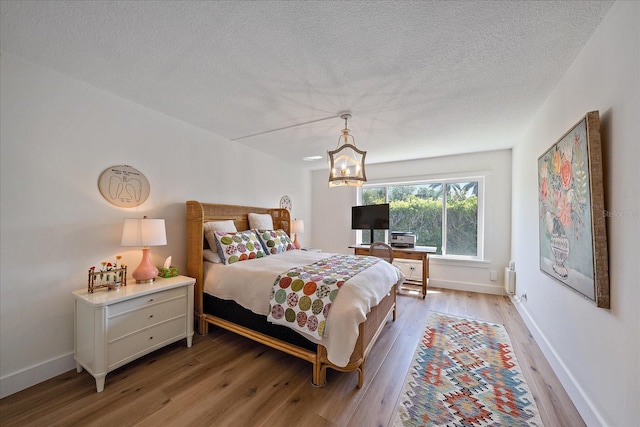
[186, 201, 402, 387]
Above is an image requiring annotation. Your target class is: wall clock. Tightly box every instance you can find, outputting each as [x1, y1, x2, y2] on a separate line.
[279, 195, 292, 211]
[98, 165, 150, 208]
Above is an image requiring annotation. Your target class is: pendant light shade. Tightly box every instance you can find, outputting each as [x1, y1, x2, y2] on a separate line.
[328, 113, 367, 187]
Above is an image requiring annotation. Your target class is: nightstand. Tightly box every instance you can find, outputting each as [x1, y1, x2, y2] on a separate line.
[73, 275, 195, 392]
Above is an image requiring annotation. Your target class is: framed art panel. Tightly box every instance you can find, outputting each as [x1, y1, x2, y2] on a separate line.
[98, 165, 150, 208]
[538, 111, 609, 308]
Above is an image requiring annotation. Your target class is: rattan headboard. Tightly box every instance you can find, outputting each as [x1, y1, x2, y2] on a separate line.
[185, 201, 291, 321]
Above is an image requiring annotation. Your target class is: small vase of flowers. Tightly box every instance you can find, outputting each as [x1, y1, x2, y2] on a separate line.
[88, 256, 127, 293]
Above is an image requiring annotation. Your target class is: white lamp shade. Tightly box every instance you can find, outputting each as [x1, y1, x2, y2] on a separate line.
[121, 218, 167, 247]
[291, 219, 304, 234]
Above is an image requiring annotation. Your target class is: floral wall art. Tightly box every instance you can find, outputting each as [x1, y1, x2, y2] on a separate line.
[538, 111, 609, 308]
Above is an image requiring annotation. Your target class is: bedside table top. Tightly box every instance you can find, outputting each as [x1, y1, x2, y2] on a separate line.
[73, 275, 195, 307]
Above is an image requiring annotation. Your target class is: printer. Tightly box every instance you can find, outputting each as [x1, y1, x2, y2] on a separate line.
[390, 231, 416, 248]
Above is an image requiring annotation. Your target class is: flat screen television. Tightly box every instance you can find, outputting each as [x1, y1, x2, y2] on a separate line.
[352, 203, 389, 243]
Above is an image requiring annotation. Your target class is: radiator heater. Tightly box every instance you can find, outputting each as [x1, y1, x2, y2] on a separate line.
[504, 267, 516, 295]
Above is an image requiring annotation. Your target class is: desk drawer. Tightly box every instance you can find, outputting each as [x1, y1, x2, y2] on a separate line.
[108, 297, 186, 340]
[107, 317, 186, 368]
[391, 251, 424, 261]
[109, 287, 186, 317]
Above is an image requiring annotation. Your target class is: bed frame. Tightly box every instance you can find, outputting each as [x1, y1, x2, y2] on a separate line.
[186, 200, 397, 387]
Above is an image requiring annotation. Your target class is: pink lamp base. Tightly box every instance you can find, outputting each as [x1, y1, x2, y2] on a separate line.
[293, 234, 301, 250]
[132, 247, 159, 283]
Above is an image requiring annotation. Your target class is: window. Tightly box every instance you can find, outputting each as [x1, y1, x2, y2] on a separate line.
[360, 177, 483, 258]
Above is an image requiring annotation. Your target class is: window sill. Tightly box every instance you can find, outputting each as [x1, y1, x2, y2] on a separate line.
[428, 256, 491, 269]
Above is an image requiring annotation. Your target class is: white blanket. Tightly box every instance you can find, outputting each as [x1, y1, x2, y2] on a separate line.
[203, 250, 404, 367]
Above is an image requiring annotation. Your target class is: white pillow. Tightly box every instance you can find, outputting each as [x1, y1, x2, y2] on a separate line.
[203, 249, 222, 263]
[248, 213, 274, 230]
[204, 220, 238, 251]
[205, 220, 237, 232]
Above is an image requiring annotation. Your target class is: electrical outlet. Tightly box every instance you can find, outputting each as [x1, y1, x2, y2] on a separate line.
[521, 293, 527, 302]
[490, 270, 498, 281]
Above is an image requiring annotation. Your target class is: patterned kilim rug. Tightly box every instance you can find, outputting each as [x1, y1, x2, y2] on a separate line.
[393, 312, 544, 427]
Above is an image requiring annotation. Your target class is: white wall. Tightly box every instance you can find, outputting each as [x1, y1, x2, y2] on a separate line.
[0, 53, 311, 398]
[511, 2, 639, 425]
[311, 149, 512, 295]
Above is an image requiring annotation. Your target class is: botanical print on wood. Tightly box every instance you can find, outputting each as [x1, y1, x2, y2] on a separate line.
[538, 111, 609, 308]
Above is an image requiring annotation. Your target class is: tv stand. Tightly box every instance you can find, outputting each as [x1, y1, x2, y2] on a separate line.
[367, 229, 375, 245]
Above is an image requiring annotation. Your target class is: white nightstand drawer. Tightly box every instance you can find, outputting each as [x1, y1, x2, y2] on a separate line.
[109, 287, 186, 317]
[108, 316, 187, 368]
[108, 297, 187, 340]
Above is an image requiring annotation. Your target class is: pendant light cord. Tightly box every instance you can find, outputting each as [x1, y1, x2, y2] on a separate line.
[231, 114, 340, 141]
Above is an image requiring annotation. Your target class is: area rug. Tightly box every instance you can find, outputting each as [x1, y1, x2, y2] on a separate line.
[393, 312, 544, 426]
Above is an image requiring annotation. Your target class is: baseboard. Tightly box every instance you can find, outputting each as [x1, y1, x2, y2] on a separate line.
[511, 299, 608, 426]
[0, 352, 76, 399]
[429, 278, 505, 296]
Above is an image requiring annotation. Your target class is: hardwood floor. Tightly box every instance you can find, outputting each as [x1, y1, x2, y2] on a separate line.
[0, 288, 584, 426]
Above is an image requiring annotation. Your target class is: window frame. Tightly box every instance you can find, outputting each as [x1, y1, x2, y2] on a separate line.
[357, 174, 485, 260]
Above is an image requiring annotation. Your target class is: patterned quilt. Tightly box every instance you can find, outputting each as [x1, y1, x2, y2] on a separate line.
[267, 254, 380, 340]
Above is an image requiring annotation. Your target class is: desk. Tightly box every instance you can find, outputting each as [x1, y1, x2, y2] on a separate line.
[350, 245, 436, 299]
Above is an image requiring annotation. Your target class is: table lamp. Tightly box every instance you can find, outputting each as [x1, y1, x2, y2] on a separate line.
[291, 219, 304, 250]
[121, 217, 167, 283]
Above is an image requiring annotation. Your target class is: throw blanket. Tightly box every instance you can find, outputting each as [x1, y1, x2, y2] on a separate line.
[268, 254, 380, 341]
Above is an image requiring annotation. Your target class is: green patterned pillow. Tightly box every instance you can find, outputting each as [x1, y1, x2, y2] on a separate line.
[256, 229, 296, 254]
[213, 230, 266, 265]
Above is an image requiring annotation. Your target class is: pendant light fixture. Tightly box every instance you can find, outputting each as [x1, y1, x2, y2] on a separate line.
[327, 113, 367, 187]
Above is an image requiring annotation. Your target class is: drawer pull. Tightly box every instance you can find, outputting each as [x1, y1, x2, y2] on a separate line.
[149, 336, 154, 340]
[149, 315, 154, 318]
[148, 298, 154, 302]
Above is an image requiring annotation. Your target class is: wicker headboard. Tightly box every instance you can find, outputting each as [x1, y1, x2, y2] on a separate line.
[185, 201, 291, 321]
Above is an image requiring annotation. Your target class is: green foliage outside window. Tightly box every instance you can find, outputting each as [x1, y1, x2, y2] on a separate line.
[389, 198, 443, 251]
[362, 182, 478, 256]
[445, 196, 478, 255]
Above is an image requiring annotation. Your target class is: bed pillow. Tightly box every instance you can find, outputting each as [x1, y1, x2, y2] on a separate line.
[203, 249, 222, 263]
[213, 230, 266, 264]
[248, 213, 274, 230]
[256, 229, 296, 255]
[204, 220, 238, 250]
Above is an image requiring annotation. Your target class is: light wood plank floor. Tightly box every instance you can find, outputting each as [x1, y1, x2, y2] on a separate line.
[0, 288, 584, 426]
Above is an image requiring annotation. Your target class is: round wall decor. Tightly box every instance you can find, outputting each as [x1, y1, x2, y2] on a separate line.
[279, 195, 292, 211]
[98, 165, 150, 208]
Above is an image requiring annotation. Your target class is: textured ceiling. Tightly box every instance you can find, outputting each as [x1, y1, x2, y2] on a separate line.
[0, 1, 613, 170]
